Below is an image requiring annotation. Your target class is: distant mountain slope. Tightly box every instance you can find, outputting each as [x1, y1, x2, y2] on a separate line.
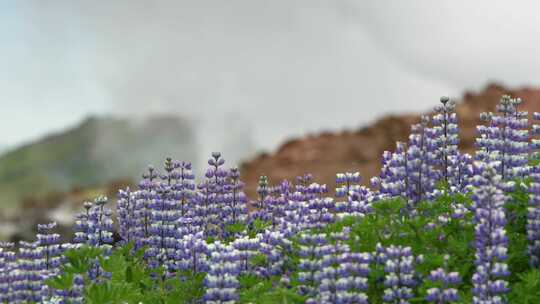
[0, 115, 196, 209]
[241, 84, 540, 197]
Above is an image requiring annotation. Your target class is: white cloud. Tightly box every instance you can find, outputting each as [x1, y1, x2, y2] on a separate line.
[348, 0, 540, 89]
[9, 0, 524, 162]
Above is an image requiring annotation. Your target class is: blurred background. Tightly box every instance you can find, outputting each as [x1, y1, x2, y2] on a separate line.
[2, 0, 540, 240]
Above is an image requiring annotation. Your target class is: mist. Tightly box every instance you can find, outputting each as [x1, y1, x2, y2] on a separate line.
[3, 1, 540, 168]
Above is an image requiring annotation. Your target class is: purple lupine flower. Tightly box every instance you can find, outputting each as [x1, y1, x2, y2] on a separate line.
[73, 197, 114, 255]
[300, 182, 329, 228]
[432, 96, 459, 184]
[297, 233, 328, 297]
[132, 165, 160, 249]
[494, 97, 529, 181]
[84, 197, 114, 282]
[527, 112, 540, 267]
[117, 187, 138, 245]
[263, 183, 288, 229]
[279, 179, 332, 232]
[336, 172, 372, 215]
[450, 200, 470, 220]
[279, 208, 304, 237]
[448, 152, 474, 193]
[296, 174, 314, 193]
[279, 180, 307, 237]
[305, 194, 335, 230]
[294, 174, 320, 203]
[86, 196, 114, 250]
[13, 241, 42, 303]
[73, 201, 93, 245]
[258, 230, 293, 277]
[406, 115, 440, 206]
[192, 179, 213, 237]
[476, 96, 529, 185]
[425, 255, 461, 303]
[336, 172, 361, 199]
[0, 242, 16, 303]
[471, 162, 510, 303]
[162, 159, 196, 233]
[208, 152, 228, 222]
[147, 158, 185, 272]
[280, 174, 320, 236]
[249, 175, 282, 227]
[335, 251, 371, 304]
[530, 112, 540, 152]
[348, 186, 374, 217]
[377, 244, 416, 303]
[432, 97, 460, 188]
[475, 111, 500, 165]
[174, 161, 196, 217]
[223, 167, 248, 227]
[36, 222, 63, 299]
[312, 240, 348, 303]
[265, 179, 304, 232]
[311, 230, 370, 304]
[508, 98, 530, 180]
[277, 179, 293, 206]
[36, 222, 64, 299]
[195, 152, 229, 238]
[307, 182, 329, 199]
[254, 175, 270, 210]
[277, 175, 326, 236]
[204, 242, 241, 303]
[175, 232, 208, 273]
[374, 142, 409, 200]
[131, 160, 195, 262]
[231, 235, 261, 275]
[147, 186, 178, 271]
[176, 216, 200, 245]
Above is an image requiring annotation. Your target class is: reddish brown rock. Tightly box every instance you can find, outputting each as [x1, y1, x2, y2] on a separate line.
[241, 84, 540, 198]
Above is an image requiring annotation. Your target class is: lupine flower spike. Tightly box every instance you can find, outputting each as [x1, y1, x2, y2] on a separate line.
[471, 162, 510, 303]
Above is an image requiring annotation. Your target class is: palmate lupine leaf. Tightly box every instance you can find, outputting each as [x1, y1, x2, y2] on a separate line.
[509, 270, 540, 304]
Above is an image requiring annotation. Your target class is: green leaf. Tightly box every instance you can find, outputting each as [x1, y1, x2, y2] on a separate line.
[509, 270, 540, 303]
[125, 266, 134, 283]
[250, 254, 268, 268]
[46, 272, 74, 290]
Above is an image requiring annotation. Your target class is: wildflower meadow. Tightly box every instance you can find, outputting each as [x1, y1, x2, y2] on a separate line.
[3, 95, 540, 303]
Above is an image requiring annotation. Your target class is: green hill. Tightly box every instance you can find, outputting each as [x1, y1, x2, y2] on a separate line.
[0, 115, 196, 210]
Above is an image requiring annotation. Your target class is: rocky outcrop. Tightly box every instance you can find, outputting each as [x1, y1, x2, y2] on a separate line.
[241, 84, 540, 197]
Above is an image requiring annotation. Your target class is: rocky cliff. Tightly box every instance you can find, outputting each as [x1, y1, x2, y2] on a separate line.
[241, 84, 540, 197]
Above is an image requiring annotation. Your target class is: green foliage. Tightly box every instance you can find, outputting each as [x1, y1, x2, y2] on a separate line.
[161, 271, 206, 304]
[226, 222, 247, 235]
[246, 287, 307, 304]
[46, 272, 75, 291]
[238, 275, 306, 304]
[509, 270, 540, 304]
[46, 246, 104, 290]
[224, 222, 248, 243]
[44, 180, 538, 303]
[304, 193, 476, 302]
[505, 180, 531, 284]
[251, 253, 268, 268]
[248, 219, 272, 238]
[47, 243, 205, 304]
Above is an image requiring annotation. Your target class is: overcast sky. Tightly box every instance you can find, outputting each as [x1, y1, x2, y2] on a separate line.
[2, 1, 539, 160]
